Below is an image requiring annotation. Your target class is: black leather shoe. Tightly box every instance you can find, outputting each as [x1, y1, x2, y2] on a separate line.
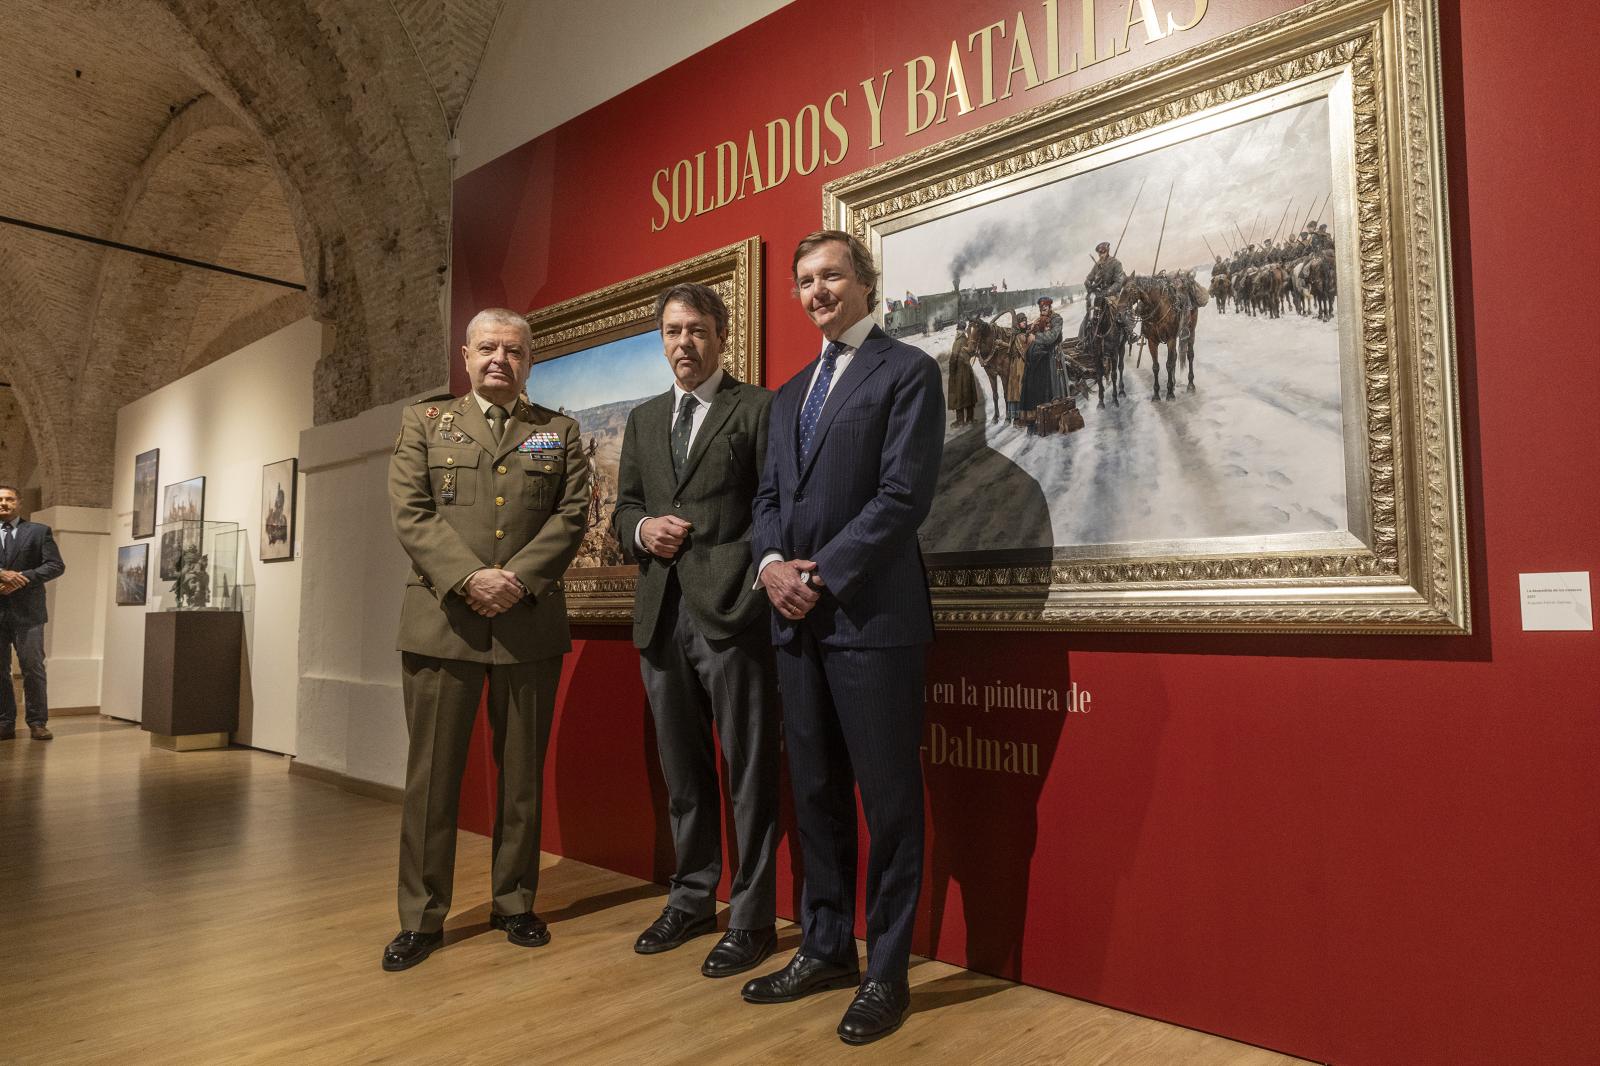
[633, 905, 716, 955]
[740, 952, 861, 1003]
[0, 728, 14, 741]
[701, 925, 777, 978]
[381, 929, 443, 972]
[837, 979, 911, 1045]
[490, 911, 550, 947]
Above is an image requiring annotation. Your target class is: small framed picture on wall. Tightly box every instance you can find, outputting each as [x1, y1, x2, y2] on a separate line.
[116, 544, 148, 606]
[159, 476, 205, 580]
[132, 448, 159, 539]
[260, 458, 297, 562]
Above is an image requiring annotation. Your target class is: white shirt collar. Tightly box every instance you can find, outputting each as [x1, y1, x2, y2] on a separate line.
[824, 314, 876, 357]
[671, 366, 724, 408]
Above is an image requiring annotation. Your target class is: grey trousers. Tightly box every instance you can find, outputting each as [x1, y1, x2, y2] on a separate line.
[0, 623, 47, 730]
[397, 651, 561, 933]
[640, 585, 779, 929]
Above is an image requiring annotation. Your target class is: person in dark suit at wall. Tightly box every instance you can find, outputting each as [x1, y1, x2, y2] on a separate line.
[741, 230, 944, 1044]
[0, 485, 66, 741]
[611, 283, 780, 978]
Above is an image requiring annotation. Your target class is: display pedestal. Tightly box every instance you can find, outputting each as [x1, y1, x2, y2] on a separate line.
[141, 611, 243, 750]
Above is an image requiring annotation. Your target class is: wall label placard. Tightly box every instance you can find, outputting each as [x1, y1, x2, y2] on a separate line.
[648, 0, 1210, 231]
[923, 674, 1091, 777]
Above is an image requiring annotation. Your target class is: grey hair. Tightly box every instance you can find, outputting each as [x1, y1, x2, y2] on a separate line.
[464, 308, 533, 347]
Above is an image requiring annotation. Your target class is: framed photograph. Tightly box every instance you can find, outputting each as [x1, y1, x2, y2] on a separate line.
[525, 236, 763, 623]
[823, 0, 1467, 633]
[159, 476, 206, 581]
[132, 448, 159, 539]
[260, 458, 297, 562]
[115, 544, 148, 606]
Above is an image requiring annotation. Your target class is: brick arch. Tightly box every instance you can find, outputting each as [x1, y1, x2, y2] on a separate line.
[7, 0, 462, 506]
[0, 247, 71, 504]
[150, 0, 454, 422]
[62, 94, 304, 505]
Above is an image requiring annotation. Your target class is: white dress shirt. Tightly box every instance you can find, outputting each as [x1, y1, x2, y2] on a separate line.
[756, 313, 877, 583]
[635, 368, 725, 550]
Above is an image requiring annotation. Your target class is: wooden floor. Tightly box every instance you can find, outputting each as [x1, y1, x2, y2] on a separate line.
[0, 718, 1313, 1065]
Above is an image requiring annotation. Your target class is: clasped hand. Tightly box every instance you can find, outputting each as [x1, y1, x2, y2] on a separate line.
[760, 558, 823, 621]
[640, 515, 693, 560]
[0, 570, 29, 595]
[462, 568, 526, 617]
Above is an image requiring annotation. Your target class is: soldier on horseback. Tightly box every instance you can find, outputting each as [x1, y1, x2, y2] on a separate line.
[1081, 241, 1125, 338]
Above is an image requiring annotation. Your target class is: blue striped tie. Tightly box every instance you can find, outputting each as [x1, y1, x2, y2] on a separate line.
[797, 341, 844, 464]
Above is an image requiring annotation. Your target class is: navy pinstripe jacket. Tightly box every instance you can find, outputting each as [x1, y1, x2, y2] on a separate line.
[752, 325, 944, 648]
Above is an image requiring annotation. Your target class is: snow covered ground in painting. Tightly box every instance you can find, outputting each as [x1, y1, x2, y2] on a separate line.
[915, 301, 1349, 555]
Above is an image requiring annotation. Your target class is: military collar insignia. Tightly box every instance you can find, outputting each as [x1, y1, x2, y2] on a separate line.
[425, 406, 440, 418]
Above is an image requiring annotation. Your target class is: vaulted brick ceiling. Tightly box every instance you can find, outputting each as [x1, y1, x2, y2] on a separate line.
[0, 0, 506, 507]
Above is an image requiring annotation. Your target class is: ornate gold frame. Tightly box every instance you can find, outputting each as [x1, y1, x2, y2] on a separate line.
[823, 0, 1466, 633]
[525, 236, 764, 623]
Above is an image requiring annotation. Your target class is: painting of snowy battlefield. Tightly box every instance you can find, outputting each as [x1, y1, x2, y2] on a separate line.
[526, 330, 673, 570]
[881, 98, 1353, 561]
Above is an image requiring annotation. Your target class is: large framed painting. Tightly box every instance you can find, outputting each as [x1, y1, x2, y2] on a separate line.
[525, 236, 763, 623]
[132, 448, 159, 539]
[260, 458, 297, 562]
[823, 0, 1467, 633]
[116, 544, 148, 606]
[159, 476, 205, 581]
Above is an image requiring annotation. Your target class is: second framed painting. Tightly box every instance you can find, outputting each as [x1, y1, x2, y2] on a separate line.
[525, 236, 762, 623]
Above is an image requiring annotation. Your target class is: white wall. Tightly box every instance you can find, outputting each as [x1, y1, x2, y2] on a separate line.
[453, 0, 790, 175]
[35, 504, 111, 709]
[101, 317, 321, 754]
[293, 397, 415, 789]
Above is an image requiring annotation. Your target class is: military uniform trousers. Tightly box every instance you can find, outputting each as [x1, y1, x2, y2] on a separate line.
[398, 651, 561, 933]
[639, 575, 780, 929]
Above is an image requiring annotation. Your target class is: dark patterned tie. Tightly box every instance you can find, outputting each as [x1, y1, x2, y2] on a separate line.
[797, 341, 844, 464]
[671, 392, 699, 478]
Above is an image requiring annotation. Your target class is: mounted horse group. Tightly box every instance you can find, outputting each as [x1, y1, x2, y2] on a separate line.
[1209, 222, 1338, 322]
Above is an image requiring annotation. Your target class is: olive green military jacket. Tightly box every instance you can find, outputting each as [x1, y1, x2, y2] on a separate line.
[611, 374, 772, 650]
[390, 391, 591, 663]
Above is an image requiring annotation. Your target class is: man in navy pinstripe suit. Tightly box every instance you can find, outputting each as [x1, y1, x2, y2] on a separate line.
[741, 230, 944, 1045]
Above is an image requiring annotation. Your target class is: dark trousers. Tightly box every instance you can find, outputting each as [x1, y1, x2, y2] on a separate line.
[640, 582, 780, 928]
[777, 627, 926, 981]
[0, 623, 47, 730]
[397, 652, 561, 933]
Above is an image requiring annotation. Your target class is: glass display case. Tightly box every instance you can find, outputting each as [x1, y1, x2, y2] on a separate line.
[151, 519, 255, 612]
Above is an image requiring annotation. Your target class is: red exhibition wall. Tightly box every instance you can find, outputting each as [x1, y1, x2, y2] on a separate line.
[448, 2, 1599, 1063]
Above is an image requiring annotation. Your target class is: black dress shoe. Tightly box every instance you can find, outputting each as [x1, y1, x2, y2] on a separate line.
[701, 925, 777, 978]
[633, 905, 716, 955]
[381, 929, 443, 972]
[0, 728, 14, 741]
[490, 911, 550, 947]
[837, 979, 911, 1045]
[740, 952, 861, 1003]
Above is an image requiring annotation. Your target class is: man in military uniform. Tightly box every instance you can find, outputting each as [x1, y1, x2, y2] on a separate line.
[381, 307, 591, 972]
[1081, 240, 1125, 340]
